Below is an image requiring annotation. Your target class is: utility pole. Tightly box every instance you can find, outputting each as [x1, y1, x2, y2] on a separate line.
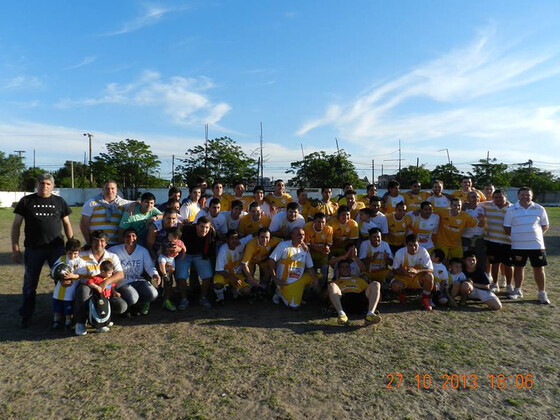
[371, 159, 375, 185]
[83, 133, 94, 187]
[398, 139, 402, 175]
[335, 137, 340, 155]
[438, 148, 451, 165]
[486, 151, 490, 164]
[259, 122, 264, 185]
[71, 161, 74, 188]
[14, 150, 25, 159]
[300, 143, 305, 160]
[204, 124, 209, 179]
[33, 149, 36, 169]
[171, 154, 175, 186]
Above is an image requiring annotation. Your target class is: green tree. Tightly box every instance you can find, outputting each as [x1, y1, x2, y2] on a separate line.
[20, 167, 48, 191]
[0, 152, 25, 190]
[92, 139, 161, 199]
[430, 164, 462, 189]
[287, 150, 365, 188]
[53, 161, 89, 188]
[396, 165, 431, 188]
[178, 137, 258, 187]
[508, 161, 559, 195]
[468, 159, 510, 188]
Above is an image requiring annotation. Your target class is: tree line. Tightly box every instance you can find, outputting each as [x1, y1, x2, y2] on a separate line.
[1, 138, 558, 197]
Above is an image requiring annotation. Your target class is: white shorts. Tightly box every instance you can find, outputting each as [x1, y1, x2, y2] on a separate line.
[468, 288, 498, 303]
[158, 254, 175, 268]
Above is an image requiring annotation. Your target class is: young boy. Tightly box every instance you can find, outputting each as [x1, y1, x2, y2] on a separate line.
[357, 208, 377, 243]
[430, 248, 454, 307]
[448, 257, 467, 305]
[85, 260, 120, 332]
[157, 226, 186, 285]
[52, 238, 87, 330]
[459, 252, 502, 310]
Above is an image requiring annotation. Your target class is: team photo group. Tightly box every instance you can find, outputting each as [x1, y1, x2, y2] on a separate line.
[11, 173, 551, 335]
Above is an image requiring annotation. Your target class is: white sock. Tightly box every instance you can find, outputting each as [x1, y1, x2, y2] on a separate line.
[338, 310, 346, 316]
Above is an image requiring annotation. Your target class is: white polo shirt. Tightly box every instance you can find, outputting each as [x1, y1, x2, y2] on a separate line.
[503, 201, 549, 250]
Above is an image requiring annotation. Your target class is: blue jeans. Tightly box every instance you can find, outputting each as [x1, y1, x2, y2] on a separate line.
[20, 245, 64, 320]
[117, 280, 159, 307]
[175, 254, 213, 280]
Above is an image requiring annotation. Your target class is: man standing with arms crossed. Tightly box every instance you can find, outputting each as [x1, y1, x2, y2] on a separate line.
[503, 187, 550, 304]
[12, 174, 73, 328]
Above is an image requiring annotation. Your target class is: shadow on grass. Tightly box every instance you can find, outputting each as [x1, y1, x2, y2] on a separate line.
[0, 288, 514, 343]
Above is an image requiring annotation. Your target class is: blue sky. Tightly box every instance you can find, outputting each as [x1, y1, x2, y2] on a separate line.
[1, 1, 560, 183]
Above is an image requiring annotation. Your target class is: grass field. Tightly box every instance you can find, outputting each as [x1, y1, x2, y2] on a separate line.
[1, 206, 559, 420]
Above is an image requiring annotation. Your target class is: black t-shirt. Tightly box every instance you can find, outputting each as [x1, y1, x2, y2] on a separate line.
[464, 268, 490, 286]
[14, 193, 71, 248]
[181, 225, 216, 258]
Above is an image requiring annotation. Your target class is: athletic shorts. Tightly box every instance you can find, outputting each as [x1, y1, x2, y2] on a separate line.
[52, 298, 73, 315]
[365, 268, 391, 283]
[485, 241, 512, 266]
[511, 249, 547, 268]
[158, 254, 176, 268]
[214, 273, 250, 289]
[340, 292, 368, 314]
[278, 272, 314, 308]
[393, 273, 422, 289]
[438, 245, 463, 260]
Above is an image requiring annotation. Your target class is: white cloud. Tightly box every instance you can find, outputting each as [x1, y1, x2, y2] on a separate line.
[63, 56, 97, 71]
[296, 25, 560, 142]
[99, 4, 188, 37]
[56, 71, 231, 127]
[2, 76, 42, 90]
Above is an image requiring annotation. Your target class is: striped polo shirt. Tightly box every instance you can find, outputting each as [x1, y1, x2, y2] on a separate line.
[479, 201, 512, 245]
[81, 199, 127, 245]
[503, 201, 549, 250]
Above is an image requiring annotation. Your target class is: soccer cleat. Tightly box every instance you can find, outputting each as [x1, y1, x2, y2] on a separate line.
[538, 291, 551, 305]
[489, 283, 499, 293]
[337, 313, 349, 325]
[140, 302, 151, 315]
[365, 311, 382, 325]
[162, 299, 177, 312]
[75, 323, 87, 336]
[421, 296, 433, 311]
[96, 326, 110, 333]
[199, 297, 212, 309]
[399, 291, 407, 304]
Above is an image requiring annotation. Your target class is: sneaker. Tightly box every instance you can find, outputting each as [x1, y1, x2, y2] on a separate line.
[506, 284, 515, 295]
[448, 298, 458, 307]
[538, 291, 551, 305]
[162, 299, 177, 312]
[337, 313, 349, 325]
[421, 296, 433, 311]
[508, 288, 523, 300]
[96, 326, 110, 333]
[75, 323, 87, 336]
[140, 302, 151, 315]
[178, 298, 189, 311]
[108, 321, 114, 327]
[215, 296, 225, 306]
[498, 275, 507, 288]
[489, 283, 499, 293]
[365, 311, 382, 325]
[199, 297, 212, 309]
[399, 291, 407, 304]
[272, 291, 281, 305]
[162, 274, 172, 286]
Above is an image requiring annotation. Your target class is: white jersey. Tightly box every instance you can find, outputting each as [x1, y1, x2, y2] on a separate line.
[215, 236, 252, 274]
[358, 240, 393, 271]
[111, 244, 158, 286]
[393, 247, 433, 271]
[195, 210, 228, 235]
[269, 240, 313, 285]
[52, 255, 87, 301]
[221, 210, 247, 231]
[406, 212, 440, 250]
[371, 212, 388, 234]
[270, 211, 306, 233]
[462, 206, 484, 238]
